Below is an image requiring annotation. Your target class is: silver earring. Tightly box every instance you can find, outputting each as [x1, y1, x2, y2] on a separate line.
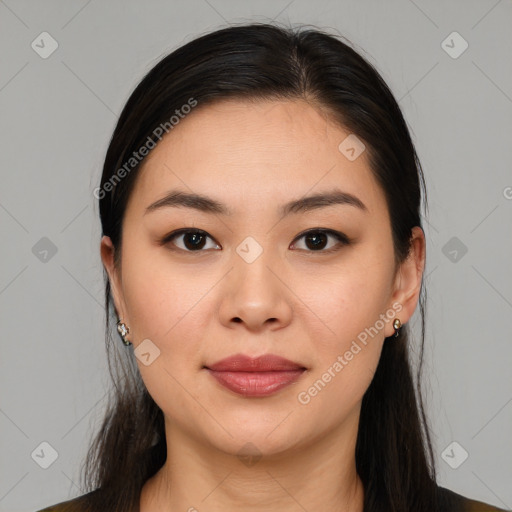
[117, 319, 131, 346]
[393, 318, 402, 338]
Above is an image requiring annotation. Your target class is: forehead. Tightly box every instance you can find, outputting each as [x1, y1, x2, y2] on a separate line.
[127, 98, 386, 218]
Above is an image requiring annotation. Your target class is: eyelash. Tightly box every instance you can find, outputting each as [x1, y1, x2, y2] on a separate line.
[160, 228, 351, 255]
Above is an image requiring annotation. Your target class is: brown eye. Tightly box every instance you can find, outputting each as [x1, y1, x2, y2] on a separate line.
[162, 229, 220, 252]
[161, 228, 350, 254]
[290, 229, 350, 253]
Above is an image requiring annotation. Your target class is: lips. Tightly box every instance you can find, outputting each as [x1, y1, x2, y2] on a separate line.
[205, 354, 306, 397]
[206, 353, 305, 372]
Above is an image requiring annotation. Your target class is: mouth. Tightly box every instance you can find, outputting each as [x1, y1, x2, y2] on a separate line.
[204, 353, 307, 398]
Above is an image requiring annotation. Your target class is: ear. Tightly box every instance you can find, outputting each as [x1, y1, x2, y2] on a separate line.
[386, 226, 426, 337]
[100, 235, 128, 323]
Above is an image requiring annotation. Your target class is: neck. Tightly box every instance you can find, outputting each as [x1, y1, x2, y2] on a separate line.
[140, 412, 365, 512]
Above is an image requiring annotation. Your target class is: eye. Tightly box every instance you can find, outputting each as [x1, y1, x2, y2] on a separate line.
[290, 228, 350, 253]
[161, 228, 351, 254]
[162, 229, 220, 252]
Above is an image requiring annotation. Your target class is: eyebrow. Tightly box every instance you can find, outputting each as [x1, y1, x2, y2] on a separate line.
[144, 188, 368, 217]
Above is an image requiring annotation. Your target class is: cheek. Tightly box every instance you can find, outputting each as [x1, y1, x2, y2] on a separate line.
[300, 257, 394, 352]
[296, 350, 380, 432]
[119, 253, 212, 415]
[293, 254, 393, 409]
[296, 276, 386, 422]
[121, 244, 208, 342]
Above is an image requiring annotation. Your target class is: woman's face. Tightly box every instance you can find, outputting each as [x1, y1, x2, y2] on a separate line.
[102, 98, 424, 458]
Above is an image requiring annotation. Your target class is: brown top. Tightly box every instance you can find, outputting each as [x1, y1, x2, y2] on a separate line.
[35, 485, 510, 512]
[441, 486, 510, 512]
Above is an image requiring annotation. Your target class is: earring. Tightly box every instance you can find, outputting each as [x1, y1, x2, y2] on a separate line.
[117, 319, 131, 346]
[393, 318, 402, 337]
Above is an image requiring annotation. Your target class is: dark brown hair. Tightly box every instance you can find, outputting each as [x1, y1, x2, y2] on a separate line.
[82, 21, 440, 512]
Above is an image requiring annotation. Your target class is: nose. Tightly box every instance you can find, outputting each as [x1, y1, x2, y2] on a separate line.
[217, 250, 293, 333]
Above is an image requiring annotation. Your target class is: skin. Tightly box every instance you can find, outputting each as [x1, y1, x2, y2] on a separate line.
[101, 98, 425, 512]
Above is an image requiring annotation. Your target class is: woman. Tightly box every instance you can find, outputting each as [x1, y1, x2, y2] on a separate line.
[36, 22, 509, 512]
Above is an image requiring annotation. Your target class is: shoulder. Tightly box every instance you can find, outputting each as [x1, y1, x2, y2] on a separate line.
[34, 489, 100, 512]
[437, 485, 510, 512]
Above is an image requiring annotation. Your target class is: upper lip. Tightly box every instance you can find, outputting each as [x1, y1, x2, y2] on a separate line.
[205, 354, 305, 372]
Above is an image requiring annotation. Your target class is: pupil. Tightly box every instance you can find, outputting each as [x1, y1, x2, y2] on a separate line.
[182, 231, 329, 251]
[306, 232, 327, 250]
[185, 232, 206, 250]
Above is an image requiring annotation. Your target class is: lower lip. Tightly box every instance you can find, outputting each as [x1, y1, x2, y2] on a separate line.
[206, 369, 305, 397]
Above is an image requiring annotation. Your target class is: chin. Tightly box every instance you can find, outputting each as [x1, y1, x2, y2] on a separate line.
[206, 423, 307, 460]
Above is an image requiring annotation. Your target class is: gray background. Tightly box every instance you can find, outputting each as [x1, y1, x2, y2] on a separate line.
[1, 1, 511, 511]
